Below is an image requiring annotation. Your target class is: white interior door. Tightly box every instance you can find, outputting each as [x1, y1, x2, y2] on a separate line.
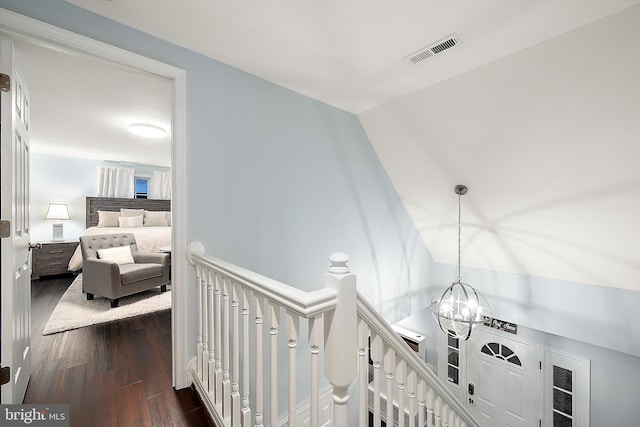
[1, 37, 32, 404]
[466, 328, 541, 427]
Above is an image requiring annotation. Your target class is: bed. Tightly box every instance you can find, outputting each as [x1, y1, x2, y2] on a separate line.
[68, 197, 171, 272]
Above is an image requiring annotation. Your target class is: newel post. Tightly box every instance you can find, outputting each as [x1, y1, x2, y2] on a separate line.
[323, 252, 357, 425]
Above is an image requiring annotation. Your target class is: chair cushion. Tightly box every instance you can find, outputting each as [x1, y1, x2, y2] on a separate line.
[97, 245, 135, 265]
[119, 263, 164, 285]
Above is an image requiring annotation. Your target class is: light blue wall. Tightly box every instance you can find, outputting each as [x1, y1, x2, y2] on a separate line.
[30, 153, 171, 242]
[30, 153, 100, 242]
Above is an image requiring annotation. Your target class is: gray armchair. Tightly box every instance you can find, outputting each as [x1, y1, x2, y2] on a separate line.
[79, 233, 170, 308]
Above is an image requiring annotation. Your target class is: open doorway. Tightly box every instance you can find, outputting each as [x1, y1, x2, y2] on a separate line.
[0, 9, 188, 397]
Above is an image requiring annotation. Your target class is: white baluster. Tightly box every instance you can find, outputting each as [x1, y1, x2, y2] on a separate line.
[231, 282, 241, 426]
[207, 271, 215, 397]
[196, 267, 203, 378]
[434, 395, 442, 427]
[222, 277, 231, 417]
[418, 378, 426, 427]
[308, 315, 320, 427]
[214, 272, 223, 403]
[442, 403, 450, 427]
[384, 344, 395, 426]
[397, 359, 406, 427]
[254, 295, 265, 427]
[241, 288, 252, 426]
[269, 302, 280, 427]
[371, 332, 382, 426]
[407, 369, 416, 427]
[323, 253, 358, 426]
[426, 387, 434, 427]
[357, 319, 368, 427]
[287, 310, 299, 427]
[201, 271, 209, 384]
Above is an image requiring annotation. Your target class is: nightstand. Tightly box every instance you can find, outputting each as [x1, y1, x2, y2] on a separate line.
[31, 241, 79, 279]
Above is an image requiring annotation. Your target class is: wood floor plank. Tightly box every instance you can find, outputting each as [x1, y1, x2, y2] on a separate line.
[116, 381, 154, 427]
[25, 276, 214, 427]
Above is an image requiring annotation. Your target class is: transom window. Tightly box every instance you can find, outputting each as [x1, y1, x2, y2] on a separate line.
[480, 342, 522, 366]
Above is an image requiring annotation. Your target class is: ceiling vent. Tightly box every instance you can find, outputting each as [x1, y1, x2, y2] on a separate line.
[404, 33, 462, 65]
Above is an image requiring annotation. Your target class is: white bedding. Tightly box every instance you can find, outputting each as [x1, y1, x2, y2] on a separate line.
[68, 226, 171, 271]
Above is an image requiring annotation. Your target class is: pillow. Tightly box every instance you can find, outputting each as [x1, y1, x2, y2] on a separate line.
[120, 208, 145, 217]
[97, 210, 120, 228]
[118, 215, 143, 228]
[163, 211, 172, 227]
[144, 211, 168, 227]
[97, 245, 134, 265]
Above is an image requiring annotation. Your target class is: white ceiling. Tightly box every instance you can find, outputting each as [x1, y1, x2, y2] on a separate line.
[17, 1, 640, 291]
[15, 39, 172, 167]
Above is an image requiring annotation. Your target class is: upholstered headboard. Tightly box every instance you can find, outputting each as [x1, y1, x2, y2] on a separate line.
[85, 197, 171, 227]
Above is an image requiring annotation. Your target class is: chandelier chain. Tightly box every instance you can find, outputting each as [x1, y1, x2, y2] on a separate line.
[457, 192, 462, 282]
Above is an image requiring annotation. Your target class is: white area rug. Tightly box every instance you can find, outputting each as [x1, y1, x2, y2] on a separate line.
[42, 274, 171, 335]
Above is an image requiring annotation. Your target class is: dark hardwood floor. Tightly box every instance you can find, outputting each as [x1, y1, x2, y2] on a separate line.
[25, 275, 213, 427]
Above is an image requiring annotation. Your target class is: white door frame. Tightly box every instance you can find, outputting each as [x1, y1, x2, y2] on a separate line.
[0, 8, 189, 388]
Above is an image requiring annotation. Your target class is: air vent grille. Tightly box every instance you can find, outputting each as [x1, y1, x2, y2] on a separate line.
[404, 33, 462, 65]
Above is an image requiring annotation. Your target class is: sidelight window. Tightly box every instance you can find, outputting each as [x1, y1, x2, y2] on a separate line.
[552, 366, 573, 426]
[447, 333, 460, 384]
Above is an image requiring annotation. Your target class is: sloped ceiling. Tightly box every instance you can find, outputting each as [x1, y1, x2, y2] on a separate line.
[26, 1, 640, 290]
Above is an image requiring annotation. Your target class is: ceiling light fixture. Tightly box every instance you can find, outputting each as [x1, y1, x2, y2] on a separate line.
[128, 123, 166, 139]
[429, 185, 492, 340]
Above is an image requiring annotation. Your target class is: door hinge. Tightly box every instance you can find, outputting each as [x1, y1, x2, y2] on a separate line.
[0, 72, 10, 92]
[540, 360, 542, 370]
[0, 366, 10, 385]
[0, 219, 10, 238]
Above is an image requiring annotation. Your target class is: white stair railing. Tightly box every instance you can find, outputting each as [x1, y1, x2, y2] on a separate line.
[186, 241, 480, 427]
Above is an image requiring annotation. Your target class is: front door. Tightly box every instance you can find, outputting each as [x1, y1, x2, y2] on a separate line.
[1, 37, 32, 404]
[466, 328, 541, 427]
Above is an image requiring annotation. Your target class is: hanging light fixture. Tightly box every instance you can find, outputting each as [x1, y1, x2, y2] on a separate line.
[429, 185, 492, 340]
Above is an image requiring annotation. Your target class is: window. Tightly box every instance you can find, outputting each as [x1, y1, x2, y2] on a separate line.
[447, 332, 460, 384]
[552, 366, 573, 426]
[545, 350, 589, 426]
[135, 177, 149, 199]
[480, 342, 522, 366]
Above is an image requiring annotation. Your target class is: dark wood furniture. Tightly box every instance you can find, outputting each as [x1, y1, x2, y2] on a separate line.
[86, 196, 171, 227]
[31, 241, 78, 279]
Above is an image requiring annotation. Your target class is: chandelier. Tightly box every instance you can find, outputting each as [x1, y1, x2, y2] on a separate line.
[429, 185, 492, 340]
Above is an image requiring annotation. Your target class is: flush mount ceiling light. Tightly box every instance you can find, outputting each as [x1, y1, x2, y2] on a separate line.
[128, 123, 166, 139]
[429, 185, 492, 340]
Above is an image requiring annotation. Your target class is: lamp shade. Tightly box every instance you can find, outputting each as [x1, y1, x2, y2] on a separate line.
[44, 203, 70, 220]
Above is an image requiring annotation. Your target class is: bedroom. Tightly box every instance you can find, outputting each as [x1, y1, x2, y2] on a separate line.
[17, 40, 174, 325]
